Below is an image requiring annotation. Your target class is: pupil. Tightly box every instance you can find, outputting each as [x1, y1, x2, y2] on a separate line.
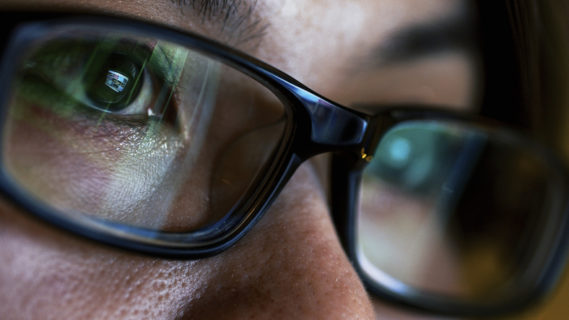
[85, 53, 142, 111]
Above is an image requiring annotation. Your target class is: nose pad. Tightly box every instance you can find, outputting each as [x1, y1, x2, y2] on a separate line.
[180, 163, 375, 319]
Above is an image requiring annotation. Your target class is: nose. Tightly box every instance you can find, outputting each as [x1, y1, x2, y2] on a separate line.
[179, 162, 375, 319]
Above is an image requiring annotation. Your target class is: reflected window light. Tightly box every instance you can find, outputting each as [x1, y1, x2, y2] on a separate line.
[388, 137, 411, 166]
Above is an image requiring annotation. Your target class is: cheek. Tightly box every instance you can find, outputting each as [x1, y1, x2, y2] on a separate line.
[5, 114, 114, 205]
[2, 101, 188, 227]
[0, 199, 209, 319]
[358, 180, 464, 294]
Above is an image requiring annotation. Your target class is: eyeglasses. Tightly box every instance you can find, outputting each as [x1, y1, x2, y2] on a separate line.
[1, 12, 568, 317]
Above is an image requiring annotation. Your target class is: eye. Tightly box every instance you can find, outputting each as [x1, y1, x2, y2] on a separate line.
[23, 39, 176, 122]
[83, 52, 150, 113]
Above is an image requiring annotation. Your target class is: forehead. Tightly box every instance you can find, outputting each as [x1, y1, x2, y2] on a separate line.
[1, 0, 467, 60]
[246, 0, 468, 76]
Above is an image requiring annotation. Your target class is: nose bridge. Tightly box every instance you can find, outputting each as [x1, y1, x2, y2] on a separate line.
[176, 163, 375, 319]
[305, 96, 369, 147]
[280, 80, 369, 149]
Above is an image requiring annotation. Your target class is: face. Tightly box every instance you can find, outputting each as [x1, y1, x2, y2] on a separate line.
[0, 0, 478, 319]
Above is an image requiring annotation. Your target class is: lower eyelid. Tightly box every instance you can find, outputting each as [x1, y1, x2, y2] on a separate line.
[12, 97, 179, 157]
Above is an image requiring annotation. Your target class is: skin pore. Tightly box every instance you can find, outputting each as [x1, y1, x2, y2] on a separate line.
[0, 0, 483, 319]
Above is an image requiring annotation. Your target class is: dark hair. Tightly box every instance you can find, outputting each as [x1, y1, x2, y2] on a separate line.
[476, 0, 569, 161]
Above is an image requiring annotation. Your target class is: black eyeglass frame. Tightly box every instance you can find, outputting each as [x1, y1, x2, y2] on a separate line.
[0, 11, 370, 255]
[0, 12, 568, 318]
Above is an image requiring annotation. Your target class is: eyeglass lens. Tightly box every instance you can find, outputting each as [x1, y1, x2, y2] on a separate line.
[357, 120, 562, 303]
[2, 25, 286, 233]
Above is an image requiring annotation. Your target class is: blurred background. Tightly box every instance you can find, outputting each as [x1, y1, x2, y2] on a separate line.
[478, 1, 569, 319]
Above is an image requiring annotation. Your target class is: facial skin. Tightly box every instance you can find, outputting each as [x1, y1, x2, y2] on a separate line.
[0, 0, 479, 319]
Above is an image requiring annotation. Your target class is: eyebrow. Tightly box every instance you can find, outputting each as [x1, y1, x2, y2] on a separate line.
[371, 7, 476, 66]
[170, 1, 473, 65]
[169, 0, 269, 47]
